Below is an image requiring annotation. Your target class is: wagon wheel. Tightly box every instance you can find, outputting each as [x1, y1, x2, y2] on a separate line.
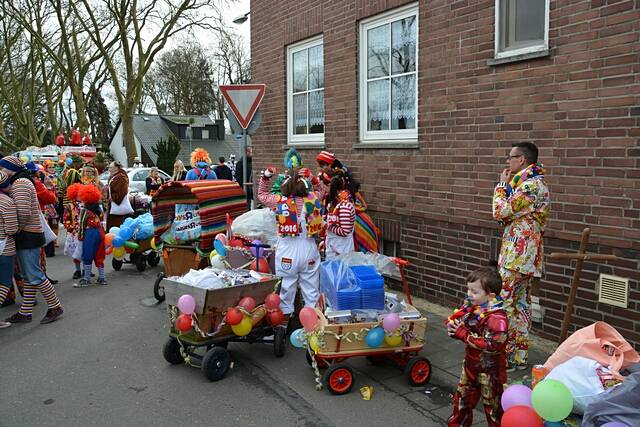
[162, 337, 184, 365]
[201, 347, 231, 382]
[135, 254, 147, 272]
[147, 251, 161, 267]
[405, 356, 432, 387]
[112, 258, 123, 271]
[273, 326, 287, 358]
[323, 363, 354, 395]
[153, 273, 165, 302]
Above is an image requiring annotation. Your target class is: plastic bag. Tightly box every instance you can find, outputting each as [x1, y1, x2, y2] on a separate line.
[231, 208, 277, 246]
[334, 251, 400, 278]
[320, 260, 356, 309]
[545, 356, 622, 414]
[172, 204, 201, 243]
[63, 234, 78, 257]
[581, 365, 640, 427]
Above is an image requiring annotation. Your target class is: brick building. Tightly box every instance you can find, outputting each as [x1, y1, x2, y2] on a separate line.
[249, 0, 640, 348]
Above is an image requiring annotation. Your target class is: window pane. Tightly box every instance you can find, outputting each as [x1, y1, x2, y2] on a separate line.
[308, 90, 324, 134]
[367, 24, 389, 79]
[293, 50, 307, 93]
[293, 93, 308, 134]
[391, 75, 416, 130]
[500, 0, 545, 51]
[391, 16, 416, 75]
[367, 79, 389, 131]
[308, 45, 323, 90]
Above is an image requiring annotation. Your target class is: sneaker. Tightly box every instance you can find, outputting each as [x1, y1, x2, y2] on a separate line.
[40, 307, 63, 324]
[0, 321, 11, 329]
[97, 278, 108, 286]
[5, 312, 32, 323]
[72, 271, 82, 279]
[73, 279, 91, 288]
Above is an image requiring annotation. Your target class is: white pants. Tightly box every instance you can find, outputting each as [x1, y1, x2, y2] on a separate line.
[325, 231, 354, 261]
[275, 236, 320, 315]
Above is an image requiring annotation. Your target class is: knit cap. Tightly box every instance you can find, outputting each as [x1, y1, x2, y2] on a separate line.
[0, 156, 25, 172]
[316, 151, 336, 165]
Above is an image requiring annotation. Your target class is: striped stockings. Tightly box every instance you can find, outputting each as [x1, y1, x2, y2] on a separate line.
[18, 279, 60, 317]
[0, 285, 9, 305]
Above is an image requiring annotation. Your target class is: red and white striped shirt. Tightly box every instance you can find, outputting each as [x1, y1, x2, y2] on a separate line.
[11, 177, 43, 234]
[0, 192, 19, 255]
[327, 200, 355, 237]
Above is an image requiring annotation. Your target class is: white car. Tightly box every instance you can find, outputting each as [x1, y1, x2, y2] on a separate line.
[99, 167, 171, 194]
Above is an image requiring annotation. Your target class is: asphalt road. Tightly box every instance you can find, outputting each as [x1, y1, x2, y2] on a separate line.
[0, 250, 463, 427]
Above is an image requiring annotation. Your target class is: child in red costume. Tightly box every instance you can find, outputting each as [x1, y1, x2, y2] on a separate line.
[74, 185, 106, 287]
[447, 265, 508, 427]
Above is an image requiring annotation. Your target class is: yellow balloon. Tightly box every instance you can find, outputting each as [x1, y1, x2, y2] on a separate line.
[384, 333, 403, 347]
[231, 316, 252, 337]
[308, 334, 321, 352]
[150, 237, 156, 250]
[209, 250, 218, 261]
[113, 247, 126, 258]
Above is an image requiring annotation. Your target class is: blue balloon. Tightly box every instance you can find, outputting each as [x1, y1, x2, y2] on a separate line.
[65, 158, 73, 166]
[109, 227, 120, 235]
[123, 217, 133, 225]
[290, 328, 305, 348]
[112, 236, 124, 247]
[119, 226, 133, 240]
[214, 239, 227, 257]
[365, 327, 385, 348]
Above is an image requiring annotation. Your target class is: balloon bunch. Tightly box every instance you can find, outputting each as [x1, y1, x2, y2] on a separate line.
[105, 213, 154, 259]
[264, 293, 285, 326]
[209, 237, 231, 269]
[501, 379, 574, 427]
[211, 233, 270, 273]
[224, 296, 277, 337]
[373, 313, 403, 347]
[175, 294, 196, 333]
[290, 307, 323, 352]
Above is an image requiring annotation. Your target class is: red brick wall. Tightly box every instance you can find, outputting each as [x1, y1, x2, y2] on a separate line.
[250, 0, 640, 348]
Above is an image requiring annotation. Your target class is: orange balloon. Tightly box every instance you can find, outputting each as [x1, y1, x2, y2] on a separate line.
[105, 233, 114, 245]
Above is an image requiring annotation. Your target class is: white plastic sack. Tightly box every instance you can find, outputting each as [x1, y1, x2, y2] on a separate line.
[172, 204, 201, 243]
[231, 208, 277, 246]
[546, 355, 622, 414]
[334, 251, 400, 278]
[63, 234, 78, 257]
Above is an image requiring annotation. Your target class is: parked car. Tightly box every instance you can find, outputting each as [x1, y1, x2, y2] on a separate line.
[99, 167, 171, 194]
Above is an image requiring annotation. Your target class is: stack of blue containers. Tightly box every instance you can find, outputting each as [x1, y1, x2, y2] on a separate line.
[336, 286, 361, 310]
[350, 265, 385, 310]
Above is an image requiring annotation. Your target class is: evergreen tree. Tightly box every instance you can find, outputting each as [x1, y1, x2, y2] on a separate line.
[152, 135, 181, 173]
[87, 88, 113, 153]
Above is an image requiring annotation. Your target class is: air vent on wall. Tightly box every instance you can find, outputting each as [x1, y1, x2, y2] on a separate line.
[598, 274, 628, 308]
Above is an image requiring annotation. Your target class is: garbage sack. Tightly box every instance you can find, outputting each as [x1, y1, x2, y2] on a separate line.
[334, 251, 400, 278]
[545, 356, 622, 414]
[581, 364, 640, 427]
[231, 208, 277, 246]
[320, 260, 356, 309]
[172, 204, 201, 243]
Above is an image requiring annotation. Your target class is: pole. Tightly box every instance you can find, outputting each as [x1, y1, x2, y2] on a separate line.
[559, 227, 590, 342]
[242, 128, 248, 207]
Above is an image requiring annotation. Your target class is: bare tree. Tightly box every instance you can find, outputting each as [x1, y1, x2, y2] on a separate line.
[210, 28, 250, 119]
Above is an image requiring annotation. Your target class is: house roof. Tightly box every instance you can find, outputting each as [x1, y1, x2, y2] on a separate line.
[175, 135, 246, 166]
[160, 114, 215, 127]
[132, 115, 175, 165]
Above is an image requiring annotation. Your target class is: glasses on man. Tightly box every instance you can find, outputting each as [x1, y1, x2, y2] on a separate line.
[508, 154, 523, 160]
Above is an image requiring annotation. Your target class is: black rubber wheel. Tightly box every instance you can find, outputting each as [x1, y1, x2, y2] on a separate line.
[323, 363, 355, 395]
[201, 346, 231, 382]
[405, 356, 432, 387]
[135, 255, 147, 272]
[147, 251, 160, 267]
[162, 338, 184, 365]
[153, 273, 165, 302]
[112, 258, 123, 271]
[273, 327, 286, 358]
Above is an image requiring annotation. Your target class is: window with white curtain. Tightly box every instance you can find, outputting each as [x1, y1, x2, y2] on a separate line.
[287, 36, 324, 145]
[495, 0, 549, 58]
[359, 4, 418, 143]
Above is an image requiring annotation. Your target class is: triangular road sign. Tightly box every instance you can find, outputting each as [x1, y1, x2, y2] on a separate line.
[220, 84, 266, 129]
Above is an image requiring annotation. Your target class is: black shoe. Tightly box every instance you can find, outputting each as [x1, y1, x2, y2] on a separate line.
[40, 307, 63, 324]
[5, 312, 32, 323]
[72, 271, 81, 279]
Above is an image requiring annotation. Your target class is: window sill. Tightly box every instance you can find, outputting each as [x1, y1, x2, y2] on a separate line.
[354, 140, 419, 149]
[286, 141, 326, 149]
[487, 49, 551, 66]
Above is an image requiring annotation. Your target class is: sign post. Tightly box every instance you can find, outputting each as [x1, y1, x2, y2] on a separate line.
[219, 84, 266, 205]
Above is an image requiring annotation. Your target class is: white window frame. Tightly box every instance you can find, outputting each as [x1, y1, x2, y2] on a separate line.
[359, 3, 419, 144]
[287, 36, 324, 146]
[201, 129, 209, 139]
[494, 0, 549, 59]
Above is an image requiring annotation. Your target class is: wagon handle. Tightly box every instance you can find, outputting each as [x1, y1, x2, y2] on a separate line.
[392, 258, 412, 306]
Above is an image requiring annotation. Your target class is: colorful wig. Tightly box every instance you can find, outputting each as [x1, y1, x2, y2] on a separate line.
[284, 148, 302, 170]
[66, 182, 84, 201]
[190, 148, 211, 167]
[78, 184, 102, 205]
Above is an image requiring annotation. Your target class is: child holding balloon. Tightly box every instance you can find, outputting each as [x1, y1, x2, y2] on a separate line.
[74, 185, 106, 287]
[447, 265, 508, 427]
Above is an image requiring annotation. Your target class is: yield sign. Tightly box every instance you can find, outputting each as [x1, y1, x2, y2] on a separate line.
[219, 84, 266, 129]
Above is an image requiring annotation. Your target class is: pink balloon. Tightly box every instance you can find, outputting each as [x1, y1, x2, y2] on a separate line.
[382, 313, 401, 333]
[299, 307, 319, 332]
[177, 294, 196, 315]
[501, 384, 532, 411]
[215, 233, 227, 245]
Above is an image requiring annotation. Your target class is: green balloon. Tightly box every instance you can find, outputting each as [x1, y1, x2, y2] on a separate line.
[124, 241, 139, 250]
[531, 379, 573, 422]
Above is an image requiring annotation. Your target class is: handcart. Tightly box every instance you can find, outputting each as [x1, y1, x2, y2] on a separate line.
[161, 272, 287, 381]
[151, 180, 247, 302]
[307, 258, 431, 395]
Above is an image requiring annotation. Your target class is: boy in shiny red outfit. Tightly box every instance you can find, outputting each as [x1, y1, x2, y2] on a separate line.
[447, 265, 508, 427]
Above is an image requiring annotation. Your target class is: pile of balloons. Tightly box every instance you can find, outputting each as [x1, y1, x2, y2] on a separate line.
[174, 294, 196, 333]
[364, 313, 403, 348]
[210, 233, 270, 273]
[106, 213, 155, 260]
[224, 295, 282, 336]
[290, 307, 321, 352]
[501, 379, 574, 426]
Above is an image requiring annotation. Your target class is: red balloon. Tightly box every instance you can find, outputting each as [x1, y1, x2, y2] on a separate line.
[229, 239, 245, 248]
[175, 313, 192, 332]
[238, 297, 256, 312]
[501, 406, 543, 427]
[264, 293, 281, 310]
[226, 307, 244, 325]
[125, 246, 135, 254]
[299, 307, 319, 332]
[250, 257, 270, 273]
[268, 309, 285, 326]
